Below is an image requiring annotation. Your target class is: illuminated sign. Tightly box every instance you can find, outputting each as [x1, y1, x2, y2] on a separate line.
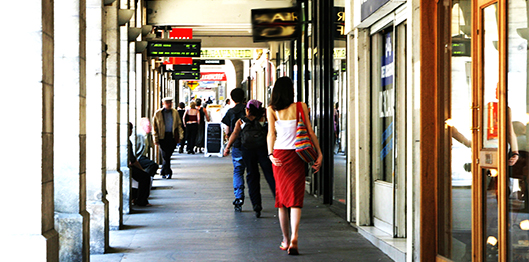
[173, 71, 200, 80]
[334, 7, 346, 40]
[147, 40, 201, 57]
[251, 7, 300, 42]
[334, 48, 346, 59]
[201, 49, 254, 59]
[169, 28, 193, 40]
[201, 72, 227, 82]
[452, 38, 471, 57]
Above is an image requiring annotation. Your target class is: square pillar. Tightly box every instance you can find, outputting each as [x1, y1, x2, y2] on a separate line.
[106, 0, 123, 230]
[120, 0, 131, 215]
[53, 0, 90, 261]
[86, 0, 109, 254]
[0, 1, 59, 261]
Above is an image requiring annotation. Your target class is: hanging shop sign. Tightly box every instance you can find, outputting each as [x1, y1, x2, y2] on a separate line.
[173, 71, 200, 80]
[200, 60, 226, 65]
[163, 57, 193, 65]
[147, 40, 201, 57]
[169, 28, 193, 39]
[201, 72, 227, 82]
[201, 49, 254, 59]
[251, 7, 300, 42]
[361, 0, 391, 22]
[334, 7, 346, 40]
[334, 48, 346, 59]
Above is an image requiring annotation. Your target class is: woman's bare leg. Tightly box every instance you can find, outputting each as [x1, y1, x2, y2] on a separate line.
[289, 207, 302, 249]
[278, 207, 290, 246]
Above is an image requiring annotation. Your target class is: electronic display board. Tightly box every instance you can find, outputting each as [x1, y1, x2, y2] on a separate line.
[147, 40, 201, 57]
[173, 71, 200, 80]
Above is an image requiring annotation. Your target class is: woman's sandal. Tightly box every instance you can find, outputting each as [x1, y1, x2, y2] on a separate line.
[279, 242, 289, 251]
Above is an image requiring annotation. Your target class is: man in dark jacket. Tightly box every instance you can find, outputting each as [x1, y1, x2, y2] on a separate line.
[221, 88, 247, 212]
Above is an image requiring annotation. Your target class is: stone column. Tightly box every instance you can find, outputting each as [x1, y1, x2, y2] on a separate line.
[106, 0, 123, 230]
[120, 0, 131, 214]
[0, 1, 59, 261]
[86, 0, 109, 254]
[53, 0, 90, 261]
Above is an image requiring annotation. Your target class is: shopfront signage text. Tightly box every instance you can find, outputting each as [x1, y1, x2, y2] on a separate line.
[200, 49, 254, 59]
[251, 7, 300, 42]
[201, 72, 227, 82]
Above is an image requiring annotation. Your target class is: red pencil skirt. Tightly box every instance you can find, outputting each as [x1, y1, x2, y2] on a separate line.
[272, 149, 306, 208]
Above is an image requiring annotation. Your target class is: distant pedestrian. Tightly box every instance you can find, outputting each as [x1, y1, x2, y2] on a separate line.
[221, 88, 247, 212]
[195, 98, 210, 153]
[224, 100, 276, 218]
[152, 97, 184, 179]
[177, 102, 187, 153]
[267, 77, 322, 255]
[183, 101, 200, 154]
[128, 122, 152, 207]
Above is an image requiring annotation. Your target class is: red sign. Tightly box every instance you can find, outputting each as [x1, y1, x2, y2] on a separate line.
[169, 28, 193, 39]
[201, 72, 227, 81]
[163, 57, 193, 65]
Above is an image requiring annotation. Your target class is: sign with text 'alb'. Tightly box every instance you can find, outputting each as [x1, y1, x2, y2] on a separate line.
[251, 7, 300, 42]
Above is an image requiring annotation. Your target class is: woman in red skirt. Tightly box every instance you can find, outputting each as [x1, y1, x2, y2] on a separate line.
[266, 77, 323, 255]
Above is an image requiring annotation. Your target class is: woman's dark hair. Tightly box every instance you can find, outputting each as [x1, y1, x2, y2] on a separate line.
[270, 77, 294, 111]
[248, 104, 265, 120]
[179, 102, 185, 109]
[195, 98, 202, 107]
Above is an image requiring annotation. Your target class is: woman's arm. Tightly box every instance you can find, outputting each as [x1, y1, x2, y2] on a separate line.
[182, 110, 187, 127]
[267, 106, 281, 166]
[223, 119, 243, 156]
[197, 109, 201, 124]
[204, 108, 210, 122]
[302, 103, 323, 172]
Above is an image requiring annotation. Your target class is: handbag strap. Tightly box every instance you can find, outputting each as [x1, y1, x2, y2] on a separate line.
[296, 102, 308, 124]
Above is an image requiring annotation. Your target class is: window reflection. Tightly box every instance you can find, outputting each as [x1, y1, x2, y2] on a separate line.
[508, 0, 529, 260]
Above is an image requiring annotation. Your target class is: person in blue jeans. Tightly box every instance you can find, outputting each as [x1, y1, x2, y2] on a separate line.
[221, 88, 247, 212]
[224, 99, 276, 218]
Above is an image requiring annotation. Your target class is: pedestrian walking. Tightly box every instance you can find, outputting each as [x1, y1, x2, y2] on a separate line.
[223, 99, 276, 218]
[152, 97, 184, 179]
[221, 88, 247, 212]
[183, 101, 200, 154]
[177, 102, 187, 153]
[267, 77, 323, 255]
[195, 98, 210, 153]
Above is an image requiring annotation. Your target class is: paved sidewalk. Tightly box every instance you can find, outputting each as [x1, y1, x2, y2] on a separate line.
[91, 153, 392, 262]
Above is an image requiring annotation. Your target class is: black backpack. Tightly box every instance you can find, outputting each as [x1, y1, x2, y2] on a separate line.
[240, 117, 267, 149]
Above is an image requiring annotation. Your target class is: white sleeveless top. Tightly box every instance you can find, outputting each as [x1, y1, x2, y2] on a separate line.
[274, 111, 297, 150]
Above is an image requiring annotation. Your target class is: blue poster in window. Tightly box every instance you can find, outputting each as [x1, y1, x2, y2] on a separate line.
[381, 32, 393, 87]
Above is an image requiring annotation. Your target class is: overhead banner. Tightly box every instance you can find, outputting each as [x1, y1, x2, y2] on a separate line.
[251, 7, 300, 42]
[201, 72, 227, 82]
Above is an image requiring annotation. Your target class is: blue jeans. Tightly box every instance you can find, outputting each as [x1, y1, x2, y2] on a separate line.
[242, 145, 276, 210]
[231, 147, 246, 200]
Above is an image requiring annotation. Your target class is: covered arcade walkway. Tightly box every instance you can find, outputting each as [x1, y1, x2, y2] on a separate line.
[91, 153, 392, 261]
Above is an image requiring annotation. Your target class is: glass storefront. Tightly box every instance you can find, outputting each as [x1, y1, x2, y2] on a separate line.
[507, 0, 529, 260]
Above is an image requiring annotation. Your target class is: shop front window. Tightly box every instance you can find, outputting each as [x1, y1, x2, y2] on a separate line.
[507, 0, 529, 260]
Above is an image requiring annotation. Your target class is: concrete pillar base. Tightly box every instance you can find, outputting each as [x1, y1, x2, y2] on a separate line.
[107, 170, 123, 230]
[87, 200, 109, 254]
[55, 212, 90, 261]
[1, 230, 59, 261]
[122, 166, 130, 214]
